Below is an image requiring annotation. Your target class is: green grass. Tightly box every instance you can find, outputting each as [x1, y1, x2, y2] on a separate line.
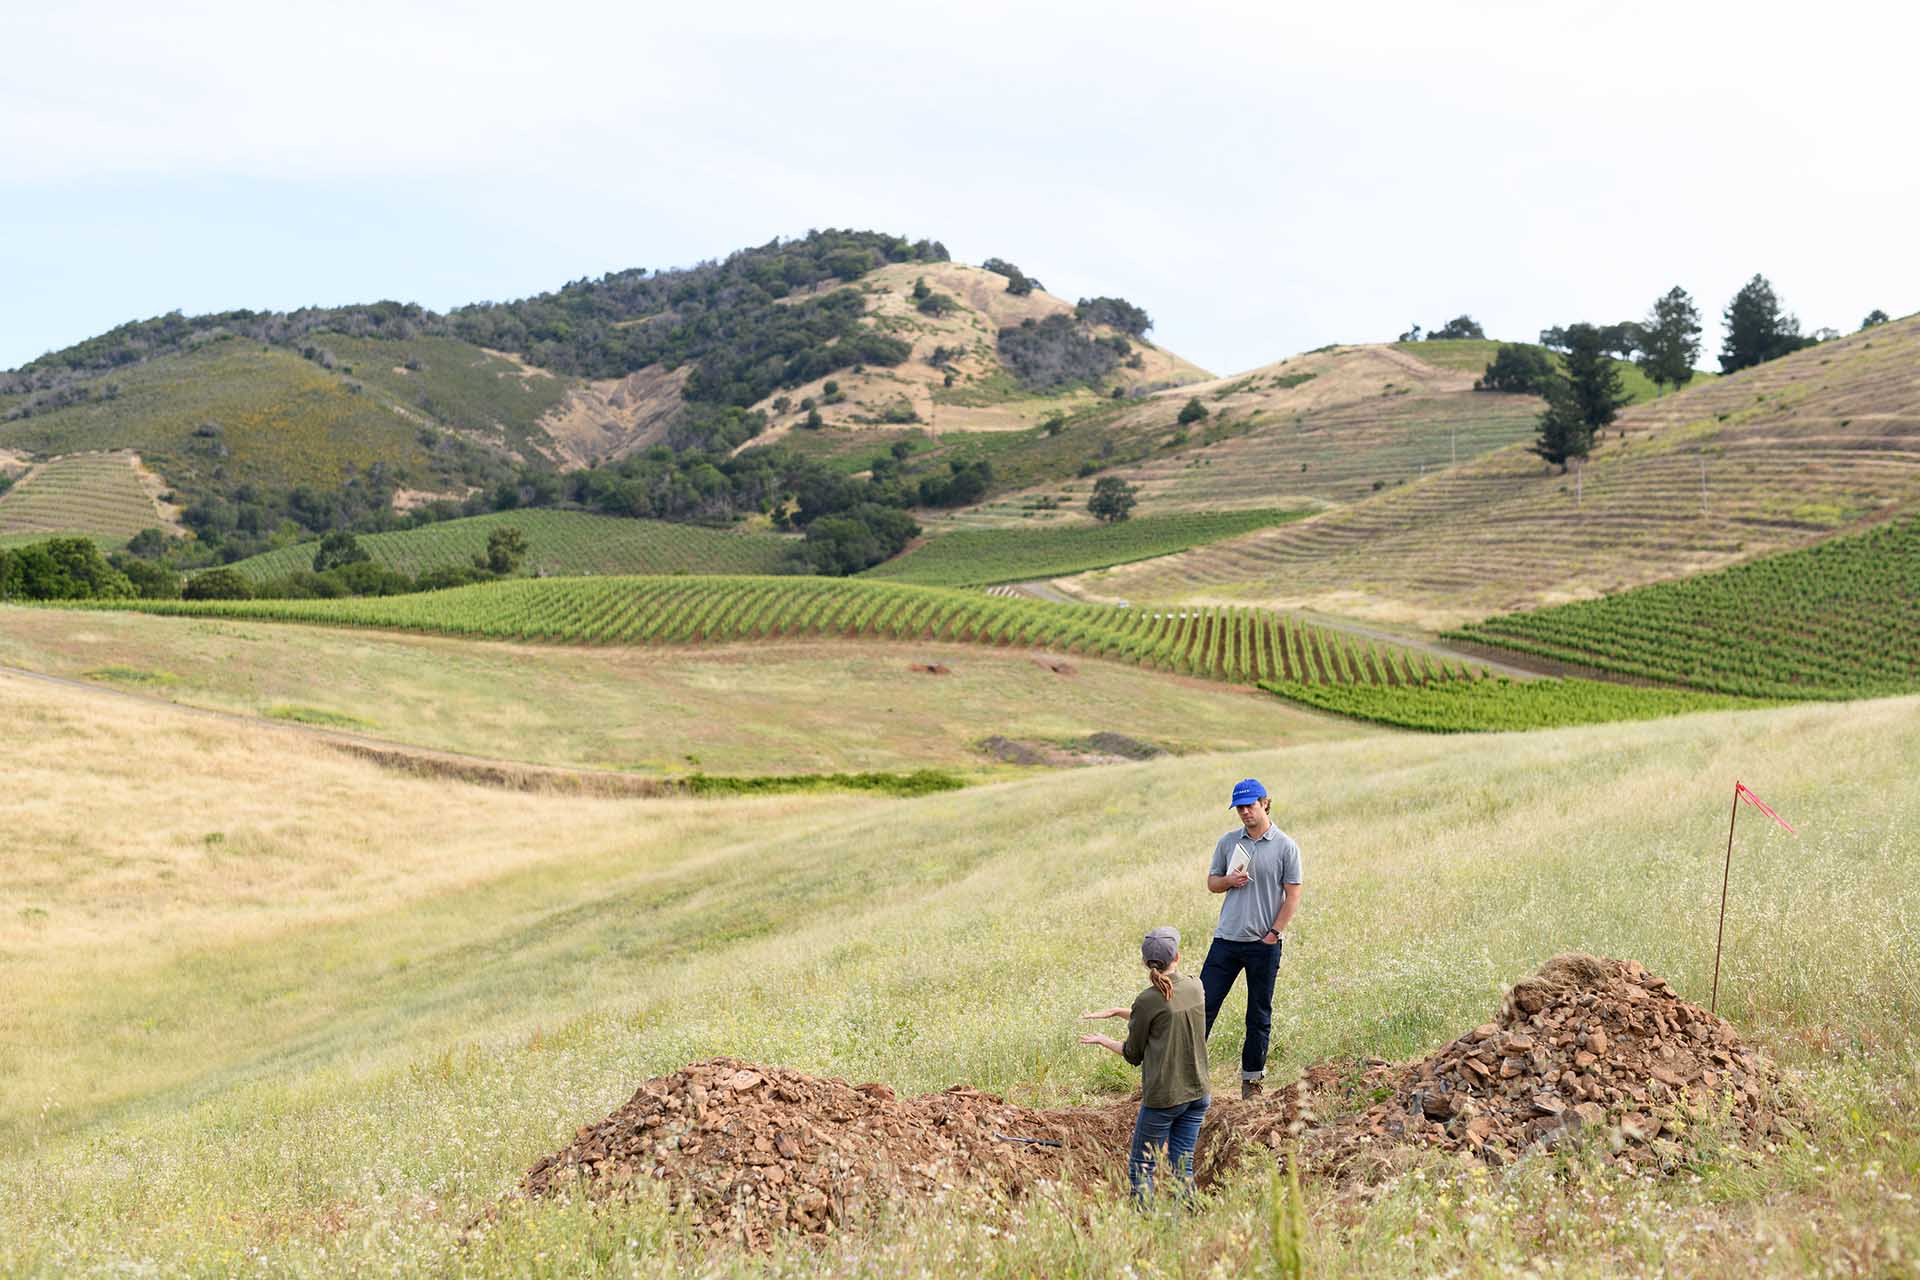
[0, 529, 116, 550]
[222, 510, 796, 583]
[862, 508, 1312, 586]
[1449, 515, 1920, 698]
[264, 703, 375, 729]
[1394, 339, 1715, 405]
[4, 666, 1916, 1276]
[62, 574, 1484, 695]
[0, 340, 437, 500]
[1261, 674, 1760, 732]
[0, 453, 162, 541]
[681, 769, 965, 798]
[312, 334, 573, 459]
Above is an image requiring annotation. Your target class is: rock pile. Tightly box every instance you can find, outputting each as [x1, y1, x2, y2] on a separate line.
[518, 957, 1792, 1247]
[1297, 954, 1794, 1177]
[521, 1058, 1137, 1248]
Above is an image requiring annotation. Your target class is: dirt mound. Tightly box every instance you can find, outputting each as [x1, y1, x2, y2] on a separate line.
[518, 957, 1792, 1247]
[1291, 954, 1794, 1178]
[520, 1058, 1138, 1248]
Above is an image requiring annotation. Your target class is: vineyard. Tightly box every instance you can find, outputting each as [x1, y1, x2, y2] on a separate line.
[0, 452, 165, 542]
[1075, 315, 1920, 627]
[862, 508, 1309, 587]
[81, 575, 1482, 690]
[224, 510, 795, 582]
[1259, 675, 1758, 733]
[1448, 514, 1920, 699]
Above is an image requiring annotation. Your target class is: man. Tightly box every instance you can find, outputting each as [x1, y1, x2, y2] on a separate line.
[1201, 777, 1303, 1099]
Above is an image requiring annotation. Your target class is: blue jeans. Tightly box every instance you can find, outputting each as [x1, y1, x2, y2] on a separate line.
[1129, 1095, 1209, 1203]
[1200, 937, 1282, 1079]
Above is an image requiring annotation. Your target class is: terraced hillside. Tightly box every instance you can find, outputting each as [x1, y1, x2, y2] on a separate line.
[0, 451, 171, 543]
[862, 508, 1307, 587]
[224, 510, 794, 582]
[1450, 513, 1920, 698]
[922, 344, 1544, 530]
[1064, 314, 1920, 627]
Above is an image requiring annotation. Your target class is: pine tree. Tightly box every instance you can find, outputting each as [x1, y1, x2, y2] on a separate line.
[1637, 287, 1703, 393]
[1529, 377, 1588, 473]
[1720, 274, 1807, 373]
[1563, 323, 1629, 431]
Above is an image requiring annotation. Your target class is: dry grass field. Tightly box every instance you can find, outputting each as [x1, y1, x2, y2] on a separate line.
[0, 606, 1346, 775]
[1062, 315, 1920, 626]
[2, 653, 1916, 1276]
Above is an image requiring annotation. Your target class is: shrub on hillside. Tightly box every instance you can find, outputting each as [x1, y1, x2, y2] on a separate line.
[0, 537, 135, 602]
[1476, 344, 1556, 394]
[1074, 296, 1152, 336]
[183, 567, 254, 600]
[1427, 315, 1486, 340]
[108, 553, 181, 599]
[313, 530, 371, 573]
[981, 258, 1042, 296]
[997, 315, 1124, 391]
[1177, 397, 1208, 426]
[917, 459, 993, 508]
[1087, 475, 1138, 523]
[789, 504, 920, 575]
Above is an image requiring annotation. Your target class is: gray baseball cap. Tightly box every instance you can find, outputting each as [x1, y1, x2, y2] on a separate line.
[1142, 926, 1180, 969]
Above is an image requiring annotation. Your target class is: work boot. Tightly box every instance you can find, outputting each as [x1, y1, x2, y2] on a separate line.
[1241, 1079, 1263, 1101]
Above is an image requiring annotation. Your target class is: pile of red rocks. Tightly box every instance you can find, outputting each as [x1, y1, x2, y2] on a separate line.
[520, 1058, 1137, 1248]
[518, 957, 1793, 1246]
[1298, 954, 1794, 1177]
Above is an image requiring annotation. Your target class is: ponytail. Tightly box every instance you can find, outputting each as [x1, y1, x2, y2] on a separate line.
[1148, 965, 1174, 1001]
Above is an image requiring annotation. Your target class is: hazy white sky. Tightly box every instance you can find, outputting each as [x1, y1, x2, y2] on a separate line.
[3, 0, 1913, 374]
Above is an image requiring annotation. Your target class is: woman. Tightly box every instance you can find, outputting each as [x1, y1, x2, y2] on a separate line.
[1080, 925, 1212, 1203]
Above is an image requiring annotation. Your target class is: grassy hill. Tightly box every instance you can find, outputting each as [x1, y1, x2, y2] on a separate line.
[0, 451, 169, 543]
[4, 669, 1914, 1273]
[58, 574, 1759, 731]
[861, 508, 1310, 586]
[223, 510, 795, 582]
[0, 607, 1348, 776]
[1391, 337, 1710, 403]
[1449, 512, 1920, 698]
[1063, 314, 1920, 628]
[0, 341, 445, 499]
[914, 343, 1545, 530]
[2, 235, 1207, 525]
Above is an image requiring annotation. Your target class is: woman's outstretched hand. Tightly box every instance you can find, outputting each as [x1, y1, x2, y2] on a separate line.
[1080, 1007, 1130, 1021]
[1078, 1033, 1121, 1053]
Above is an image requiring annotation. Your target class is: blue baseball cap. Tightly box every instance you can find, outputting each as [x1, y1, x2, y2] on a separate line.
[1229, 778, 1267, 807]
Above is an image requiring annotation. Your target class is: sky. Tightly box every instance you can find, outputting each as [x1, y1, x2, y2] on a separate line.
[3, 0, 1915, 376]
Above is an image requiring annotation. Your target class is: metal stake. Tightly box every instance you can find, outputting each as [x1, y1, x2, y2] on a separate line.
[1710, 781, 1739, 1014]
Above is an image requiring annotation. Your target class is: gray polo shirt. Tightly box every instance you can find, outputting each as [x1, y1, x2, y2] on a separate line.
[1210, 822, 1303, 942]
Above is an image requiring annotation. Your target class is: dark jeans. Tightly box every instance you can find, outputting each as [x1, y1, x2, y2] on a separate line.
[1128, 1095, 1209, 1204]
[1200, 936, 1282, 1079]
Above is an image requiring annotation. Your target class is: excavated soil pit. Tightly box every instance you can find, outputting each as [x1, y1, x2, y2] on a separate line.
[518, 956, 1795, 1248]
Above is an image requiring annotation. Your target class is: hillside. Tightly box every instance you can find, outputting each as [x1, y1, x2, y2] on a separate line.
[1056, 314, 1920, 627]
[5, 664, 1915, 1272]
[914, 343, 1545, 530]
[0, 450, 175, 543]
[1, 234, 1207, 548]
[1449, 512, 1920, 698]
[223, 510, 795, 582]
